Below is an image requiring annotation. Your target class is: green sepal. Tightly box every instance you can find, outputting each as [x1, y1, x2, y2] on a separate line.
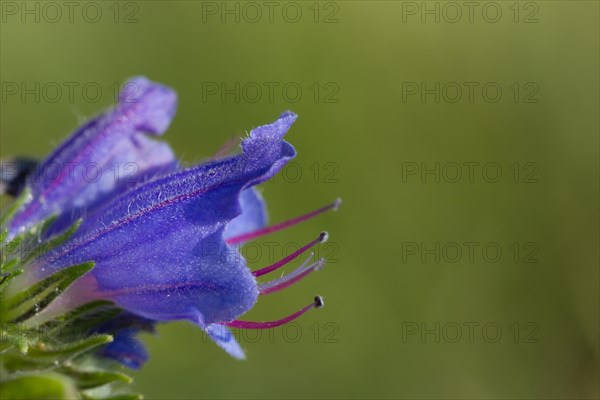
[1, 234, 24, 265]
[0, 188, 31, 228]
[25, 334, 113, 361]
[82, 391, 143, 400]
[58, 366, 132, 389]
[0, 373, 78, 400]
[2, 262, 94, 323]
[1, 183, 139, 399]
[0, 267, 23, 289]
[0, 258, 19, 274]
[21, 218, 82, 265]
[43, 301, 123, 342]
[0, 216, 55, 267]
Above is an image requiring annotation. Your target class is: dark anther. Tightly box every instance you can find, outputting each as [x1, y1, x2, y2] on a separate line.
[314, 295, 325, 309]
[319, 231, 329, 243]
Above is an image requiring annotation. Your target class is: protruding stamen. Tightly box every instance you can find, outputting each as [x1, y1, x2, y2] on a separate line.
[259, 257, 326, 295]
[252, 232, 328, 277]
[225, 296, 324, 329]
[226, 199, 342, 245]
[332, 197, 342, 211]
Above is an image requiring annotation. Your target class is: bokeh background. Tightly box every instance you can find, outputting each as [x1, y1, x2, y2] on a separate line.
[1, 1, 598, 398]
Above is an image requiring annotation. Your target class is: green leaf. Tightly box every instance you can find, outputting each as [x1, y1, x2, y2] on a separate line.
[2, 262, 94, 323]
[0, 373, 78, 400]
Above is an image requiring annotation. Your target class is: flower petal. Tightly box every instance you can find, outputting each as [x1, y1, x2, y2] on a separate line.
[36, 112, 298, 327]
[224, 188, 267, 241]
[205, 324, 245, 360]
[9, 76, 178, 237]
[91, 311, 155, 369]
[99, 328, 149, 369]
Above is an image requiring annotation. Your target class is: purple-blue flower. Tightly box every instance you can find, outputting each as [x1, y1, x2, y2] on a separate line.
[9, 77, 178, 238]
[7, 77, 339, 366]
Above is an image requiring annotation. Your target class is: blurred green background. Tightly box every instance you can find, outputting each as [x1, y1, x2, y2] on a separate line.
[1, 1, 598, 398]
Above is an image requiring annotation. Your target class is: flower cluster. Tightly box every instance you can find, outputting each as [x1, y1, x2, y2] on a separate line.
[1, 77, 340, 374]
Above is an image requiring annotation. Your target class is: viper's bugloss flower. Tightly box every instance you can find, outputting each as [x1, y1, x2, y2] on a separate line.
[8, 77, 178, 239]
[6, 77, 340, 367]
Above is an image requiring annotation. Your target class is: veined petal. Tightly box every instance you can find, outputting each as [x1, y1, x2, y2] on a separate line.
[9, 76, 178, 237]
[34, 112, 298, 327]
